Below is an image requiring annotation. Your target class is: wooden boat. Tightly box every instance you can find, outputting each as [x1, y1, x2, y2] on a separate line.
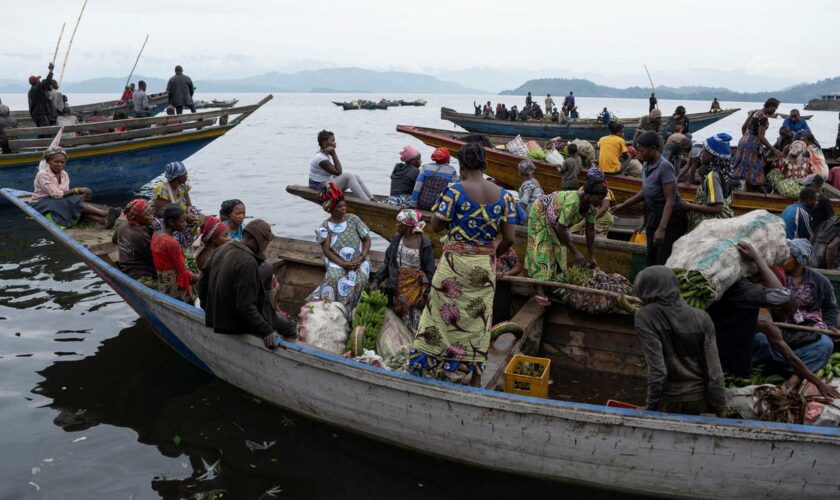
[5, 186, 840, 498]
[0, 96, 272, 200]
[287, 185, 647, 282]
[774, 113, 814, 121]
[805, 94, 840, 111]
[441, 106, 741, 142]
[398, 99, 427, 106]
[11, 92, 170, 127]
[397, 125, 840, 215]
[193, 98, 239, 109]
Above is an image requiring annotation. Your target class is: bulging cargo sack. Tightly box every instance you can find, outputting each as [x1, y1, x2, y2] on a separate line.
[665, 210, 789, 305]
[505, 135, 528, 157]
[298, 301, 349, 354]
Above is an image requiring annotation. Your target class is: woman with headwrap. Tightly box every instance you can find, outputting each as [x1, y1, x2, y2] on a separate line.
[31, 147, 119, 229]
[570, 167, 616, 236]
[410, 147, 459, 210]
[307, 182, 372, 311]
[633, 266, 726, 417]
[802, 132, 827, 179]
[371, 209, 436, 333]
[151, 204, 197, 304]
[517, 159, 544, 211]
[683, 133, 736, 231]
[732, 98, 784, 191]
[525, 171, 608, 307]
[783, 239, 838, 332]
[112, 199, 157, 287]
[219, 199, 246, 240]
[151, 161, 204, 249]
[612, 131, 688, 267]
[385, 145, 422, 207]
[195, 215, 231, 270]
[407, 143, 517, 387]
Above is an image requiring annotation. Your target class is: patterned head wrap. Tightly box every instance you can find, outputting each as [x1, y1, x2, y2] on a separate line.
[164, 161, 187, 181]
[431, 147, 451, 164]
[123, 199, 151, 226]
[787, 239, 812, 267]
[200, 215, 227, 243]
[43, 146, 68, 161]
[703, 133, 732, 159]
[518, 160, 536, 176]
[320, 182, 345, 212]
[400, 145, 420, 163]
[396, 209, 426, 234]
[583, 167, 608, 197]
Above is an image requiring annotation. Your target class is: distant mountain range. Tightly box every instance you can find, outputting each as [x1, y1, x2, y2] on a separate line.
[0, 67, 483, 95]
[501, 77, 840, 104]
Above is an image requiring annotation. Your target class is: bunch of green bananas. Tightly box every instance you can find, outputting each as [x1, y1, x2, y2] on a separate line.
[349, 290, 389, 352]
[725, 365, 786, 388]
[673, 269, 715, 310]
[815, 353, 840, 380]
[564, 266, 593, 287]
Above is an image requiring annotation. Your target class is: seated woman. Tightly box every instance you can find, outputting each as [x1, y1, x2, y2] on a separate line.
[385, 146, 422, 207]
[309, 130, 373, 200]
[151, 161, 203, 248]
[307, 183, 372, 311]
[410, 147, 458, 210]
[682, 133, 736, 231]
[219, 199, 246, 240]
[407, 143, 517, 387]
[151, 204, 198, 304]
[31, 147, 119, 229]
[802, 132, 827, 179]
[525, 174, 608, 306]
[112, 199, 156, 287]
[371, 209, 436, 334]
[517, 160, 544, 212]
[195, 215, 230, 270]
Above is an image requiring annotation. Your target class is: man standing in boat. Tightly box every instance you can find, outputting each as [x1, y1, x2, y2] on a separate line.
[133, 80, 152, 117]
[649, 92, 657, 112]
[544, 94, 554, 114]
[27, 62, 56, 127]
[562, 91, 576, 117]
[167, 65, 196, 114]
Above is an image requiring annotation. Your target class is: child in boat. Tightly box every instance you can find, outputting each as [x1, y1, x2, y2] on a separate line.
[559, 143, 582, 191]
[517, 160, 543, 211]
[633, 266, 726, 417]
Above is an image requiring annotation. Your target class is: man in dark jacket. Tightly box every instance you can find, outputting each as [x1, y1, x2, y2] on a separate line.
[28, 63, 55, 127]
[199, 219, 292, 348]
[166, 65, 195, 114]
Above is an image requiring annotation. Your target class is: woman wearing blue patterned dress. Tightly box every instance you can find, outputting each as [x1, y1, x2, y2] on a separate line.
[308, 183, 372, 312]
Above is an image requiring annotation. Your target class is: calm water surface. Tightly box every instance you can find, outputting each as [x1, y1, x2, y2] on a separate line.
[2, 90, 832, 498]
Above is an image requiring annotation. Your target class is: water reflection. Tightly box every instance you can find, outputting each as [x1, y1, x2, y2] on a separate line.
[35, 323, 638, 499]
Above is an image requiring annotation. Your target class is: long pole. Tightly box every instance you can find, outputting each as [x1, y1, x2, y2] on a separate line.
[59, 0, 89, 85]
[51, 23, 66, 65]
[123, 34, 150, 92]
[644, 64, 657, 109]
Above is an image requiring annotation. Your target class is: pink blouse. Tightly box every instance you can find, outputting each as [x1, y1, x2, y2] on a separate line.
[31, 168, 70, 203]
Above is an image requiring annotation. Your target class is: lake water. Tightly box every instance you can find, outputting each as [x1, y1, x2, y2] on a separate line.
[1, 91, 836, 498]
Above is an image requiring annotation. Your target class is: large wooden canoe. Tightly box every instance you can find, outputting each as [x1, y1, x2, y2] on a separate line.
[397, 124, 840, 215]
[5, 186, 840, 498]
[441, 107, 740, 142]
[0, 96, 272, 201]
[11, 92, 170, 127]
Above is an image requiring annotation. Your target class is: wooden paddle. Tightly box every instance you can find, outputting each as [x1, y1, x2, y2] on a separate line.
[497, 275, 644, 305]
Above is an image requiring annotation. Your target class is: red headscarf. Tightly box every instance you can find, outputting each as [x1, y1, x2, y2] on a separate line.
[320, 182, 345, 212]
[431, 147, 451, 164]
[200, 215, 226, 243]
[123, 199, 151, 226]
[627, 146, 638, 159]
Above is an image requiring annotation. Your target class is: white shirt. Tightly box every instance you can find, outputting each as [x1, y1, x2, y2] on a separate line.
[309, 151, 333, 183]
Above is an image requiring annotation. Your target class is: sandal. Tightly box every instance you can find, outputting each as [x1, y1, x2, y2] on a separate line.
[105, 207, 120, 229]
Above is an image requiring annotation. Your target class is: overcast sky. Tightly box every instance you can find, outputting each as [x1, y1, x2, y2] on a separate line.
[2, 0, 837, 90]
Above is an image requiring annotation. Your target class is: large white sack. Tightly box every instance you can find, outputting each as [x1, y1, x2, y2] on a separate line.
[298, 301, 349, 354]
[665, 210, 789, 302]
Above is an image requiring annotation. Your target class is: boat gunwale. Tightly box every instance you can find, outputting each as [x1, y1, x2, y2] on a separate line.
[5, 185, 840, 444]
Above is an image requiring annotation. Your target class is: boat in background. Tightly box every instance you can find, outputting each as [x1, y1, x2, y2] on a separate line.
[440, 106, 740, 141]
[398, 99, 427, 106]
[5, 185, 840, 499]
[194, 98, 239, 109]
[0, 96, 272, 199]
[11, 92, 170, 127]
[397, 124, 840, 215]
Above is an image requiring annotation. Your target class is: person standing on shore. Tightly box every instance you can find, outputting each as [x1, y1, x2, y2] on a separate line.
[166, 65, 195, 114]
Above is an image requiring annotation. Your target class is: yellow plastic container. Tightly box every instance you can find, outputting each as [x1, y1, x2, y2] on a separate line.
[503, 354, 551, 398]
[630, 231, 647, 245]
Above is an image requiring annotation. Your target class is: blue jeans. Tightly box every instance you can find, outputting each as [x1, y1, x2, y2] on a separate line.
[752, 332, 833, 373]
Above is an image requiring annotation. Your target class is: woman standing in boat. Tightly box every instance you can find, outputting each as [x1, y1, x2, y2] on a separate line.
[151, 204, 198, 304]
[732, 98, 784, 191]
[219, 199, 246, 240]
[682, 133, 736, 231]
[31, 147, 119, 229]
[407, 143, 517, 387]
[525, 169, 607, 307]
[371, 209, 436, 334]
[151, 161, 204, 248]
[308, 183, 372, 311]
[309, 130, 374, 200]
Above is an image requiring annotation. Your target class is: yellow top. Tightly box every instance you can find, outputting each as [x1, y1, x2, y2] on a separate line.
[597, 135, 628, 174]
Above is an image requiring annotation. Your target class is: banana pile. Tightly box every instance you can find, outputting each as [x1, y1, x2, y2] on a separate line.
[673, 268, 715, 310]
[725, 366, 786, 388]
[349, 290, 389, 352]
[816, 353, 840, 380]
